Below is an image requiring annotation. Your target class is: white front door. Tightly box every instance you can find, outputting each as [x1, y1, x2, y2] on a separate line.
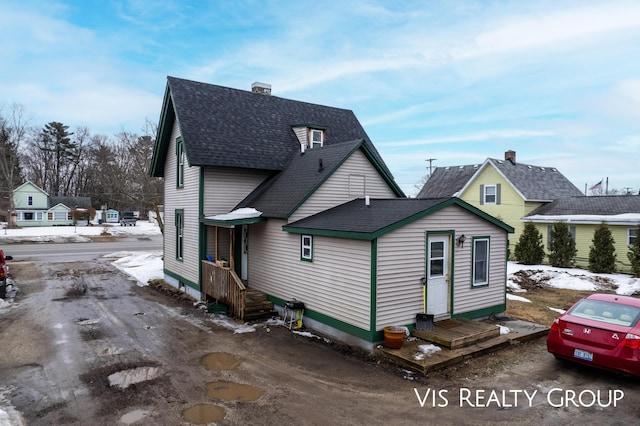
[241, 225, 248, 281]
[427, 235, 450, 316]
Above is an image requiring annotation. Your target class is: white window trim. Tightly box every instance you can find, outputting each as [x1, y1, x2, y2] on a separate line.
[301, 235, 313, 261]
[483, 185, 497, 204]
[630, 228, 638, 246]
[309, 129, 324, 149]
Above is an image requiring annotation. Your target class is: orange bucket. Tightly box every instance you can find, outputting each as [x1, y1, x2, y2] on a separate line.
[383, 326, 405, 349]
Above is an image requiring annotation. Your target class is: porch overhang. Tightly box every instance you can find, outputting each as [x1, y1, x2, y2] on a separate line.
[202, 207, 265, 228]
[201, 216, 265, 228]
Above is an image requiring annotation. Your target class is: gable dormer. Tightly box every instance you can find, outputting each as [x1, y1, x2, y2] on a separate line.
[293, 125, 326, 152]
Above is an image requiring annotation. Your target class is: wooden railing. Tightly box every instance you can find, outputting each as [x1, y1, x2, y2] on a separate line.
[201, 260, 246, 320]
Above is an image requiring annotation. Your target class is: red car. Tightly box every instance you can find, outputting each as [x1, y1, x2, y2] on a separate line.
[0, 249, 12, 299]
[547, 293, 640, 376]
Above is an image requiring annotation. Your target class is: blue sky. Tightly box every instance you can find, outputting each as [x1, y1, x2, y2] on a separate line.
[1, 1, 639, 196]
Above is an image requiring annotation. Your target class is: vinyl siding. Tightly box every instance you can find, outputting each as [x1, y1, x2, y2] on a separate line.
[532, 222, 637, 273]
[290, 150, 398, 222]
[202, 168, 271, 215]
[249, 220, 372, 330]
[376, 205, 507, 329]
[163, 121, 201, 286]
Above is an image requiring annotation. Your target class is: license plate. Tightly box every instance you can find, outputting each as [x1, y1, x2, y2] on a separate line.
[574, 349, 593, 361]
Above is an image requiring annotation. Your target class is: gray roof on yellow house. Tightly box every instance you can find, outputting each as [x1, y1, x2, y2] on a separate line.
[236, 140, 403, 219]
[417, 157, 583, 201]
[525, 195, 640, 217]
[283, 198, 514, 240]
[150, 76, 392, 178]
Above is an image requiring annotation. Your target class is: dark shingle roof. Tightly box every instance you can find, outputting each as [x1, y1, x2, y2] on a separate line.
[238, 140, 369, 218]
[416, 165, 479, 198]
[526, 195, 640, 217]
[284, 198, 513, 238]
[152, 77, 391, 176]
[488, 159, 583, 200]
[416, 158, 582, 201]
[50, 196, 92, 209]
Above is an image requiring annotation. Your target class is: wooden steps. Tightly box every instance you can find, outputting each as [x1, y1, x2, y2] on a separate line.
[243, 288, 276, 321]
[412, 318, 500, 349]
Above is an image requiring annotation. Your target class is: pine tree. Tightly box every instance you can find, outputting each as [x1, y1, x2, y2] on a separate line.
[628, 225, 640, 278]
[548, 222, 577, 267]
[514, 222, 545, 264]
[588, 223, 616, 273]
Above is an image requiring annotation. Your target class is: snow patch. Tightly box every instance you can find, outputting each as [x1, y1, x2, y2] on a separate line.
[507, 293, 532, 303]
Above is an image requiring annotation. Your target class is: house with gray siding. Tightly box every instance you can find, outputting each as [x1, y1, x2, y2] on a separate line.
[149, 77, 513, 350]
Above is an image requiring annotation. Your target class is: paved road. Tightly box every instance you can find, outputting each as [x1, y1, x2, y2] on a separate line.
[2, 236, 162, 261]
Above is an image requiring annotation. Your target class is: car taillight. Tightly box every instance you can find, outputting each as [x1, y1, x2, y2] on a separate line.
[550, 318, 559, 332]
[0, 267, 5, 279]
[622, 333, 640, 349]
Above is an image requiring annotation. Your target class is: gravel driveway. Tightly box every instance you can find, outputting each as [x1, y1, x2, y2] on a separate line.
[1, 258, 638, 425]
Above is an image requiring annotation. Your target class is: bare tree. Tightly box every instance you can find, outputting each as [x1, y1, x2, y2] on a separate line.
[0, 103, 28, 225]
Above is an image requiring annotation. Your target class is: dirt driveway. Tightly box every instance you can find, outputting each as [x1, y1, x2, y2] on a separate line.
[1, 258, 639, 425]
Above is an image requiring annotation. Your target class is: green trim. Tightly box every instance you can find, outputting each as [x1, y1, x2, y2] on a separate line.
[199, 168, 205, 285]
[291, 123, 329, 130]
[149, 83, 174, 177]
[451, 303, 506, 320]
[269, 294, 377, 341]
[300, 234, 313, 262]
[175, 209, 184, 260]
[471, 236, 490, 289]
[283, 198, 514, 240]
[163, 268, 200, 291]
[370, 239, 377, 333]
[176, 137, 185, 188]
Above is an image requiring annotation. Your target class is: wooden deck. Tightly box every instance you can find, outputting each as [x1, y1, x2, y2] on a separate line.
[412, 318, 500, 349]
[377, 318, 550, 375]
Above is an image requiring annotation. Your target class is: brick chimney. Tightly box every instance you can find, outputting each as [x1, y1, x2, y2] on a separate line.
[251, 82, 271, 95]
[505, 150, 516, 164]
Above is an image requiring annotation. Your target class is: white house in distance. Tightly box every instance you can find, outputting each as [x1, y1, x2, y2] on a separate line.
[149, 77, 513, 349]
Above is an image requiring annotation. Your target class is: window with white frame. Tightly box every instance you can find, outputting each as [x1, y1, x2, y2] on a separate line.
[630, 227, 638, 246]
[472, 237, 490, 287]
[301, 235, 313, 261]
[484, 185, 496, 204]
[310, 129, 324, 149]
[28, 196, 33, 206]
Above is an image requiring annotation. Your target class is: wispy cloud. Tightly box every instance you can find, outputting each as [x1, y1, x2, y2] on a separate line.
[379, 129, 555, 147]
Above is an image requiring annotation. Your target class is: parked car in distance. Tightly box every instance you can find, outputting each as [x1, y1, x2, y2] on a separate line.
[119, 211, 137, 226]
[0, 249, 13, 299]
[547, 293, 640, 376]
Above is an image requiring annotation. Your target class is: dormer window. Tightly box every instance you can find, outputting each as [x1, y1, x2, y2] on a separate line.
[292, 125, 326, 152]
[310, 129, 324, 149]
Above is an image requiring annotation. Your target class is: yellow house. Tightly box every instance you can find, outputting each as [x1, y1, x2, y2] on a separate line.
[523, 195, 640, 273]
[416, 150, 583, 256]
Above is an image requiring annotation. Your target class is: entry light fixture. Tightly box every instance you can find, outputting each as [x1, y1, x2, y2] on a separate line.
[456, 234, 466, 248]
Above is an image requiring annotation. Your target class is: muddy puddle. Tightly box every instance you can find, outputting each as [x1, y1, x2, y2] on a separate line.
[206, 381, 264, 401]
[182, 404, 226, 424]
[199, 352, 240, 371]
[108, 366, 162, 389]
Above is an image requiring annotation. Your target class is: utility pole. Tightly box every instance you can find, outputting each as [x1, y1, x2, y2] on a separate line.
[425, 158, 437, 177]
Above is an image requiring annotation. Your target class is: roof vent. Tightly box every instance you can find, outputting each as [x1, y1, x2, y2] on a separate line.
[251, 82, 271, 95]
[318, 158, 324, 172]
